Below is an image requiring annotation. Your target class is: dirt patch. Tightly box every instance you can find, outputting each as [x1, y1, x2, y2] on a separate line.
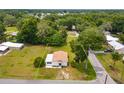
[56, 68, 70, 80]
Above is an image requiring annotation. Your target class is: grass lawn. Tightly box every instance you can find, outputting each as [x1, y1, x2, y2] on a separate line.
[0, 33, 96, 80]
[5, 26, 18, 35]
[97, 54, 124, 83]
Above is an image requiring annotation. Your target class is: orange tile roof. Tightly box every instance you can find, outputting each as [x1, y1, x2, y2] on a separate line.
[53, 51, 68, 62]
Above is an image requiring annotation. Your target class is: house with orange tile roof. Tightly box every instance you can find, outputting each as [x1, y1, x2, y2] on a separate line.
[45, 51, 68, 68]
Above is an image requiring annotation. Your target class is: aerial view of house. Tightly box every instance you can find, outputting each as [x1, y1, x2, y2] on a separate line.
[45, 51, 68, 68]
[0, 9, 124, 84]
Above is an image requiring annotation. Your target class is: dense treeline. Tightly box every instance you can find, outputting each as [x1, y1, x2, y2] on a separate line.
[0, 10, 124, 46]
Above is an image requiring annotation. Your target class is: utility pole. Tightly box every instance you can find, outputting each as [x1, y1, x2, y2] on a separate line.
[104, 74, 108, 84]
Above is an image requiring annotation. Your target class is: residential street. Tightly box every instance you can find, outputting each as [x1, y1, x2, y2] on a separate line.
[88, 50, 116, 84]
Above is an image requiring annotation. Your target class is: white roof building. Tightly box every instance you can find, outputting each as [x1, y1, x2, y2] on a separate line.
[108, 41, 124, 54]
[11, 32, 18, 36]
[106, 35, 119, 42]
[108, 41, 124, 50]
[1, 42, 24, 49]
[0, 45, 9, 52]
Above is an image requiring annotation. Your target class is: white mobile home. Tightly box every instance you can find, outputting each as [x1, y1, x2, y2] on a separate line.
[108, 41, 124, 54]
[0, 45, 9, 54]
[106, 35, 119, 42]
[1, 42, 24, 49]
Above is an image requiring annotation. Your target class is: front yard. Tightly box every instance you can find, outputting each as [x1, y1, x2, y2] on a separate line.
[97, 54, 124, 83]
[0, 33, 96, 80]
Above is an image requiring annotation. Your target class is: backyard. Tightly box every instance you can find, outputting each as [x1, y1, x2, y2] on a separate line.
[0, 32, 96, 80]
[97, 54, 124, 83]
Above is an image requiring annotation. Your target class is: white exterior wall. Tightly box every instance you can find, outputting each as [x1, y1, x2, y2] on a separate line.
[52, 61, 68, 67]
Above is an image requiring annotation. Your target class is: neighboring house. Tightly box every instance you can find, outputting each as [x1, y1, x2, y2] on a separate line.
[108, 41, 124, 54]
[45, 51, 68, 68]
[106, 35, 119, 42]
[0, 45, 9, 54]
[11, 32, 18, 36]
[1, 42, 24, 49]
[103, 31, 110, 35]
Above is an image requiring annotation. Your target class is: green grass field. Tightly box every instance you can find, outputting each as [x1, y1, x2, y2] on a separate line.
[5, 27, 18, 35]
[0, 33, 96, 80]
[97, 54, 124, 83]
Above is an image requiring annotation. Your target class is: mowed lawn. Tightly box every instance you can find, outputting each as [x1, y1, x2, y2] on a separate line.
[0, 33, 96, 80]
[97, 54, 124, 83]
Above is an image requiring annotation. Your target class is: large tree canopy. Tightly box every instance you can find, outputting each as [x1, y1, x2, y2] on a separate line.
[70, 27, 105, 62]
[0, 21, 6, 43]
[112, 17, 124, 33]
[36, 20, 67, 46]
[17, 17, 38, 44]
[78, 27, 106, 50]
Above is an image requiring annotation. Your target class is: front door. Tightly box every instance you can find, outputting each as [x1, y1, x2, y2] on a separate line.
[59, 63, 62, 66]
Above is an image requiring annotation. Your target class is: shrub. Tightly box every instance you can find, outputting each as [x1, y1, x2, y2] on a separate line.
[70, 61, 77, 68]
[34, 57, 45, 68]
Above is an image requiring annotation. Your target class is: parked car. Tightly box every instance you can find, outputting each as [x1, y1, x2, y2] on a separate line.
[104, 49, 113, 52]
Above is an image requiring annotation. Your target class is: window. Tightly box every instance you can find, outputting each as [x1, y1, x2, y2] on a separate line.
[47, 62, 52, 64]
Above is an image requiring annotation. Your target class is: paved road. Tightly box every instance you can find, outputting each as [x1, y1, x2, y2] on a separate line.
[0, 79, 98, 84]
[0, 50, 116, 84]
[88, 50, 116, 84]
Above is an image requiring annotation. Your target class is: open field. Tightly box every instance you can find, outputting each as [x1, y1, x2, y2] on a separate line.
[0, 33, 96, 80]
[97, 54, 124, 83]
[5, 27, 18, 35]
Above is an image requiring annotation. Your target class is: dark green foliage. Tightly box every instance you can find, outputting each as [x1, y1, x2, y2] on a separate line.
[112, 17, 124, 33]
[111, 52, 122, 67]
[119, 34, 124, 43]
[70, 27, 105, 63]
[70, 40, 87, 62]
[34, 57, 45, 68]
[16, 17, 38, 44]
[36, 20, 67, 46]
[4, 14, 16, 26]
[0, 21, 6, 43]
[78, 27, 105, 50]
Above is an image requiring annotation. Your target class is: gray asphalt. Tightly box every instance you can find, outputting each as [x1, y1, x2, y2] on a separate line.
[88, 50, 116, 84]
[0, 79, 98, 84]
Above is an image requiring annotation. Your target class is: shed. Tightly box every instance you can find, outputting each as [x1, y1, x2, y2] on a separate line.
[108, 41, 124, 54]
[1, 42, 24, 49]
[0, 45, 9, 54]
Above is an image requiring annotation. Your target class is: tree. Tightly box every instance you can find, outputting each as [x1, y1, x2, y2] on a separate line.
[0, 22, 6, 43]
[36, 21, 67, 46]
[16, 17, 38, 44]
[46, 33, 65, 46]
[111, 52, 121, 68]
[118, 34, 124, 44]
[4, 14, 16, 26]
[112, 17, 124, 33]
[70, 40, 87, 63]
[78, 27, 105, 50]
[70, 27, 105, 63]
[36, 20, 57, 44]
[34, 57, 45, 68]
